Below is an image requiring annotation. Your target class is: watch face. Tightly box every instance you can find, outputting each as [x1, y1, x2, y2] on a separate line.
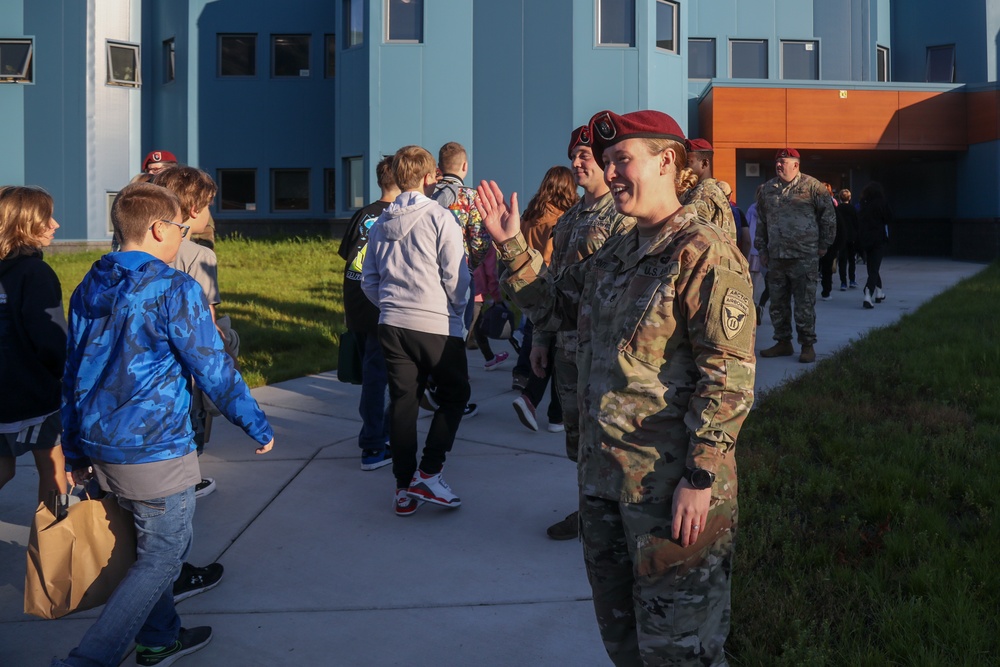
[690, 468, 714, 489]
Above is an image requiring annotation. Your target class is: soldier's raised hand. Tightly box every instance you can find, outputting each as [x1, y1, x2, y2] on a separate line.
[475, 180, 521, 243]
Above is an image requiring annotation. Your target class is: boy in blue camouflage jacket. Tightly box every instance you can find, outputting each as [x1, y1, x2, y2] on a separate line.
[54, 183, 274, 667]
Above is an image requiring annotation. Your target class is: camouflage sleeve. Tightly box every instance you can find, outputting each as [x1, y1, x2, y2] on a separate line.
[816, 188, 837, 251]
[499, 234, 588, 335]
[170, 281, 274, 446]
[753, 191, 769, 259]
[680, 243, 756, 472]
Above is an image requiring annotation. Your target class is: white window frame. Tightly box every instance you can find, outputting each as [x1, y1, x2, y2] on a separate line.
[730, 39, 768, 79]
[688, 37, 716, 79]
[385, 0, 424, 44]
[0, 38, 33, 83]
[655, 0, 679, 54]
[597, 0, 636, 47]
[876, 45, 889, 82]
[780, 40, 819, 81]
[106, 40, 141, 87]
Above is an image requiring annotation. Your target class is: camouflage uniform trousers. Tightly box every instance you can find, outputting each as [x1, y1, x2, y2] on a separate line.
[765, 256, 819, 345]
[581, 494, 737, 667]
[552, 347, 579, 462]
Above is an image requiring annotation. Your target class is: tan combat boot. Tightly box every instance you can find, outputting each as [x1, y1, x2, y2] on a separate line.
[760, 341, 794, 357]
[799, 344, 816, 363]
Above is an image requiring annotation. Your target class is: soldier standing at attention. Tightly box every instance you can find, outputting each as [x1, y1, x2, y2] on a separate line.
[754, 148, 836, 363]
[523, 125, 635, 541]
[679, 138, 738, 242]
[477, 109, 756, 666]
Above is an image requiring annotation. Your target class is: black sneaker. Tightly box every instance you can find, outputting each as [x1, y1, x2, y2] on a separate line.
[136, 626, 213, 666]
[173, 562, 223, 602]
[194, 477, 216, 499]
[463, 403, 479, 418]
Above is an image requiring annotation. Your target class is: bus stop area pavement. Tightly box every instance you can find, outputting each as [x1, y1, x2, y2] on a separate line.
[0, 257, 985, 666]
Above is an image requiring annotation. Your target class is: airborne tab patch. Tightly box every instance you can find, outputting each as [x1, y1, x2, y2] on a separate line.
[722, 288, 750, 339]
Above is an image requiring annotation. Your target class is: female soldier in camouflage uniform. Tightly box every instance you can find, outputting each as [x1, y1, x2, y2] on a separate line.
[476, 110, 756, 666]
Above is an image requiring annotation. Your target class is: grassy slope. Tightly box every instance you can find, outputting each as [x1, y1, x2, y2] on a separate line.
[45, 236, 345, 388]
[731, 262, 1000, 665]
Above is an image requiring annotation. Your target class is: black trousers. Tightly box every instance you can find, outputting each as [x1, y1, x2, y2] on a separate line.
[863, 244, 884, 293]
[378, 324, 471, 488]
[819, 250, 839, 297]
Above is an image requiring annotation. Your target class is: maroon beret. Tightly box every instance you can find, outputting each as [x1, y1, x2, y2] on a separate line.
[686, 138, 714, 153]
[143, 150, 178, 171]
[568, 125, 593, 158]
[588, 110, 686, 168]
[775, 148, 800, 160]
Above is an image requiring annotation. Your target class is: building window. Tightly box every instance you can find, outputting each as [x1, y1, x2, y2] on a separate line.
[598, 0, 635, 47]
[731, 39, 767, 79]
[781, 40, 818, 80]
[655, 1, 678, 53]
[925, 44, 955, 83]
[386, 0, 423, 43]
[345, 157, 364, 209]
[272, 169, 310, 211]
[219, 34, 256, 77]
[325, 35, 336, 77]
[325, 169, 337, 211]
[688, 38, 715, 79]
[0, 38, 33, 83]
[219, 169, 257, 211]
[106, 192, 118, 235]
[876, 45, 889, 82]
[107, 41, 140, 87]
[344, 0, 364, 48]
[272, 35, 310, 77]
[163, 38, 175, 83]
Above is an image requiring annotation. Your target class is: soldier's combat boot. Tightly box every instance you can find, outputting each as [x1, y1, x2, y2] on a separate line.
[799, 344, 816, 363]
[760, 340, 794, 357]
[863, 288, 874, 309]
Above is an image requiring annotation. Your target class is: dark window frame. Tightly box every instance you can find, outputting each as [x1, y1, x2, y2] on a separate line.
[163, 38, 175, 83]
[218, 169, 258, 212]
[688, 37, 715, 79]
[271, 169, 311, 212]
[218, 33, 257, 77]
[324, 168, 337, 211]
[271, 34, 311, 78]
[325, 34, 336, 77]
[344, 0, 364, 49]
[925, 44, 955, 83]
[0, 38, 34, 83]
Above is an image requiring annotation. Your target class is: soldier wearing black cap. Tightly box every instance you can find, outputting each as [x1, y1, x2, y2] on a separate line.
[478, 109, 755, 667]
[754, 148, 836, 363]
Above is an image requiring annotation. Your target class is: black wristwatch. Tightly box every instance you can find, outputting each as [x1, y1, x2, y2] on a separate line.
[684, 467, 716, 490]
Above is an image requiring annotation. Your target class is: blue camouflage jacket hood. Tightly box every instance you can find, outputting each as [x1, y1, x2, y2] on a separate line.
[62, 252, 272, 469]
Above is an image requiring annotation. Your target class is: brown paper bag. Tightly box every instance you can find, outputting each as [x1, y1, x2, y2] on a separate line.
[24, 494, 137, 619]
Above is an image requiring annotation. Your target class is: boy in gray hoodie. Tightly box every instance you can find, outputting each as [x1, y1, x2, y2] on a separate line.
[362, 145, 471, 516]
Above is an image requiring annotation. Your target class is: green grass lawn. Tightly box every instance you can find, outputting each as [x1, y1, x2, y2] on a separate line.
[47, 240, 999, 663]
[45, 236, 345, 388]
[731, 262, 1000, 665]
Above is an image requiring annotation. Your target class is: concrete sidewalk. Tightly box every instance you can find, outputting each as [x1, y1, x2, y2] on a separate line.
[0, 257, 985, 667]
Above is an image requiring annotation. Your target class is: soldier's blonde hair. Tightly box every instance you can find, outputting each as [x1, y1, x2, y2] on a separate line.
[0, 186, 55, 259]
[643, 138, 699, 195]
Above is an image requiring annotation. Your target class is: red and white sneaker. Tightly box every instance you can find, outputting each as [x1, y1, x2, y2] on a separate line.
[394, 488, 422, 516]
[484, 351, 510, 371]
[512, 394, 538, 431]
[406, 470, 461, 508]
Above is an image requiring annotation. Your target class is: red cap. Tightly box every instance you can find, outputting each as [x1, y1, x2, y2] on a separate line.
[685, 138, 714, 153]
[588, 110, 685, 168]
[143, 150, 178, 172]
[775, 148, 800, 160]
[568, 126, 593, 158]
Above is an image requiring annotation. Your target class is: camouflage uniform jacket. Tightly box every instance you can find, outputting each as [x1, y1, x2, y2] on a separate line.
[679, 178, 737, 242]
[62, 252, 273, 470]
[502, 205, 756, 504]
[533, 192, 635, 353]
[433, 175, 490, 270]
[754, 172, 837, 260]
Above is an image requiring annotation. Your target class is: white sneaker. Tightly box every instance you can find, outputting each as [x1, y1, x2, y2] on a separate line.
[406, 469, 461, 508]
[874, 287, 885, 303]
[547, 422, 565, 433]
[863, 288, 874, 309]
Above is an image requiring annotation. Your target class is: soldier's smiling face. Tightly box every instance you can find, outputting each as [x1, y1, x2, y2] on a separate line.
[775, 157, 800, 183]
[570, 146, 605, 193]
[602, 138, 669, 223]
